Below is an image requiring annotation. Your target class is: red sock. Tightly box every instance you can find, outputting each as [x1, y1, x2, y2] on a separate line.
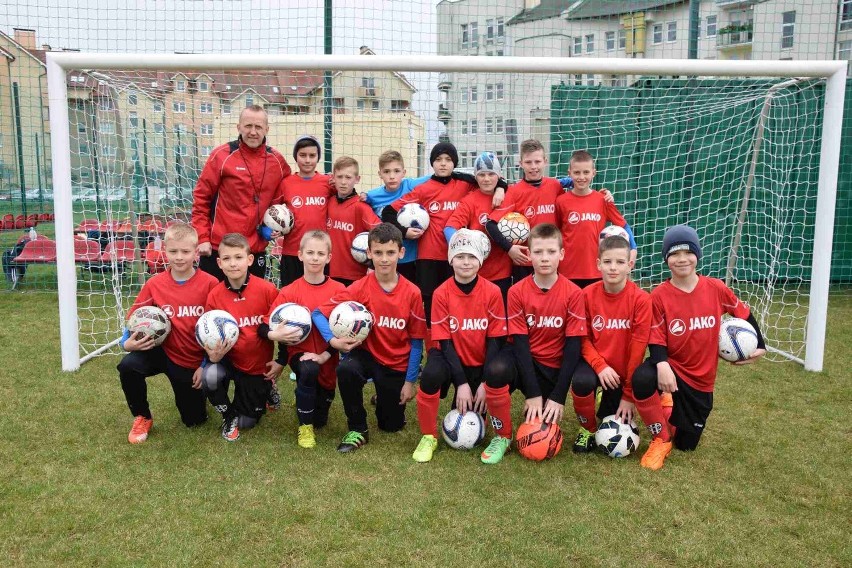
[484, 384, 513, 438]
[635, 392, 671, 442]
[571, 389, 598, 432]
[660, 392, 675, 438]
[416, 387, 441, 437]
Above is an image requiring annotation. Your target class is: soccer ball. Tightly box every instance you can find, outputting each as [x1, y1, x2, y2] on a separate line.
[599, 224, 630, 242]
[441, 409, 485, 450]
[350, 232, 370, 265]
[397, 203, 430, 231]
[515, 420, 563, 461]
[329, 301, 374, 341]
[497, 212, 531, 245]
[719, 317, 759, 362]
[194, 309, 240, 352]
[268, 302, 312, 345]
[127, 306, 171, 346]
[263, 204, 295, 234]
[595, 415, 640, 458]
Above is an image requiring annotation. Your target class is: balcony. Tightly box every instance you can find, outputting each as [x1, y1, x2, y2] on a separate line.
[437, 79, 452, 92]
[715, 0, 760, 8]
[437, 103, 451, 124]
[357, 86, 380, 98]
[717, 23, 753, 48]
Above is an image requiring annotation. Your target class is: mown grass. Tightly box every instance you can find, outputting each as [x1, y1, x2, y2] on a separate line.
[0, 292, 849, 567]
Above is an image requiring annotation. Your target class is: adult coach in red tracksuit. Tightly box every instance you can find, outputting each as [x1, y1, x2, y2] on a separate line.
[192, 105, 291, 281]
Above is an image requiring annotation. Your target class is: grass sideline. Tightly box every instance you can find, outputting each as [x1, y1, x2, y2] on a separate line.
[1, 292, 849, 567]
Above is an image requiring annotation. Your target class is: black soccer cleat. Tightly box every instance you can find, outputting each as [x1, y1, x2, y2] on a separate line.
[337, 430, 368, 453]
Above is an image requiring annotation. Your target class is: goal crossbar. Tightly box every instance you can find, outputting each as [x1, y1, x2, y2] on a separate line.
[45, 54, 846, 372]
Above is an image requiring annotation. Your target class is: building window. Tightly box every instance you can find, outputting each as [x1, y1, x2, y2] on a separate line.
[391, 99, 409, 112]
[154, 123, 164, 133]
[174, 124, 187, 134]
[201, 145, 213, 157]
[461, 22, 478, 49]
[98, 98, 115, 111]
[605, 31, 615, 51]
[245, 95, 254, 107]
[154, 145, 164, 157]
[495, 82, 504, 100]
[200, 102, 213, 113]
[470, 120, 478, 135]
[128, 92, 137, 106]
[486, 83, 494, 101]
[77, 123, 86, 133]
[332, 97, 345, 114]
[361, 76, 376, 97]
[781, 11, 795, 49]
[495, 116, 504, 134]
[496, 49, 504, 56]
[371, 100, 379, 111]
[459, 89, 467, 104]
[469, 86, 478, 102]
[706, 15, 717, 38]
[586, 74, 595, 86]
[175, 79, 186, 92]
[222, 102, 231, 115]
[128, 112, 138, 127]
[839, 40, 852, 60]
[618, 28, 626, 49]
[667, 21, 677, 42]
[574, 74, 583, 85]
[176, 144, 189, 157]
[153, 101, 163, 112]
[357, 99, 365, 111]
[843, 0, 852, 31]
[486, 18, 495, 42]
[173, 101, 186, 113]
[653, 24, 663, 44]
[201, 124, 213, 135]
[497, 18, 504, 41]
[485, 117, 494, 134]
[573, 36, 582, 56]
[585, 34, 594, 53]
[78, 143, 89, 154]
[197, 80, 209, 92]
[461, 120, 468, 136]
[102, 145, 117, 157]
[101, 122, 115, 134]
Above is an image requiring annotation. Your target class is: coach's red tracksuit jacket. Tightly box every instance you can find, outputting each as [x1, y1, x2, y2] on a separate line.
[191, 138, 291, 253]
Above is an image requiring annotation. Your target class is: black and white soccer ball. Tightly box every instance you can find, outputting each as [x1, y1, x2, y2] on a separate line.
[329, 301, 374, 342]
[269, 302, 312, 345]
[350, 232, 370, 265]
[127, 306, 171, 346]
[263, 204, 295, 234]
[194, 309, 239, 352]
[441, 409, 485, 450]
[497, 212, 531, 245]
[397, 203, 431, 230]
[718, 317, 758, 362]
[595, 415, 640, 458]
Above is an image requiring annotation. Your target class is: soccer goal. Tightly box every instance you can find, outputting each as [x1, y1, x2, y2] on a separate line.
[45, 53, 845, 372]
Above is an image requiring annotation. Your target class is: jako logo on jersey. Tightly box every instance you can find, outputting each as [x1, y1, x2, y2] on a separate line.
[175, 305, 204, 318]
[330, 219, 354, 232]
[449, 316, 459, 333]
[161, 304, 175, 317]
[238, 315, 264, 327]
[597, 318, 631, 330]
[305, 196, 326, 206]
[479, 213, 489, 226]
[461, 318, 488, 331]
[524, 206, 536, 219]
[291, 196, 303, 208]
[428, 201, 441, 214]
[592, 315, 605, 331]
[378, 316, 406, 330]
[689, 315, 716, 330]
[528, 315, 563, 328]
[526, 314, 536, 327]
[567, 211, 601, 224]
[669, 319, 686, 336]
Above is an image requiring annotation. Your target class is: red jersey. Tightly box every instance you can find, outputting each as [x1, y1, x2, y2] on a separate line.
[319, 273, 427, 371]
[280, 173, 332, 257]
[390, 178, 475, 261]
[446, 191, 512, 281]
[326, 195, 381, 281]
[556, 191, 628, 279]
[507, 275, 586, 368]
[268, 276, 345, 391]
[431, 277, 507, 367]
[127, 269, 218, 369]
[192, 139, 291, 253]
[581, 281, 651, 400]
[489, 177, 562, 227]
[205, 275, 279, 376]
[649, 276, 750, 392]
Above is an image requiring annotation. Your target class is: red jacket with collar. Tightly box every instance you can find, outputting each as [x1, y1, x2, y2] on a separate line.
[192, 138, 291, 253]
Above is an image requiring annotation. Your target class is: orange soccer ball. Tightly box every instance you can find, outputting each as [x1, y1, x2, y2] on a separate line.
[515, 420, 563, 461]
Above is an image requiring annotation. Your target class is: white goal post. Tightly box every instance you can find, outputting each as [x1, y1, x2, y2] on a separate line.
[46, 53, 846, 372]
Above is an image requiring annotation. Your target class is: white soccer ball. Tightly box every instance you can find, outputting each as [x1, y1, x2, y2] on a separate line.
[350, 231, 370, 265]
[194, 309, 240, 352]
[397, 203, 431, 231]
[718, 317, 759, 362]
[329, 301, 374, 341]
[599, 224, 630, 242]
[127, 306, 171, 346]
[269, 302, 312, 345]
[497, 212, 531, 245]
[441, 409, 485, 450]
[595, 415, 641, 458]
[263, 204, 295, 234]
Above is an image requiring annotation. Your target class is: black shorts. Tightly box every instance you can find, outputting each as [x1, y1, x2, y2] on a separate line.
[199, 250, 269, 282]
[397, 260, 416, 283]
[421, 347, 484, 401]
[570, 278, 602, 289]
[488, 343, 559, 401]
[670, 375, 714, 437]
[224, 363, 272, 421]
[571, 359, 624, 419]
[416, 259, 452, 298]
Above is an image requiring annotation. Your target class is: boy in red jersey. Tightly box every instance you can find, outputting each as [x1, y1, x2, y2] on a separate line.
[412, 229, 507, 463]
[569, 235, 651, 453]
[556, 150, 637, 288]
[314, 224, 427, 453]
[326, 156, 381, 287]
[118, 223, 218, 444]
[481, 223, 587, 464]
[267, 230, 344, 449]
[445, 152, 513, 303]
[200, 233, 281, 442]
[278, 135, 332, 287]
[632, 225, 766, 470]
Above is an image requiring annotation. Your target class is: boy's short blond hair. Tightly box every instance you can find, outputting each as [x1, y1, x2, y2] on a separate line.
[570, 149, 595, 166]
[300, 230, 332, 252]
[527, 222, 563, 248]
[378, 150, 404, 170]
[163, 222, 198, 246]
[333, 156, 359, 175]
[519, 139, 545, 159]
[219, 232, 251, 253]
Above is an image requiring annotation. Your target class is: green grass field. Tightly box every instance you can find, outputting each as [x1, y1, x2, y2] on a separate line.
[1, 292, 850, 567]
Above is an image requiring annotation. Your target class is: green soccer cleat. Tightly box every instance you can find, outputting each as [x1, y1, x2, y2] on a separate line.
[297, 424, 316, 449]
[337, 430, 368, 453]
[481, 435, 511, 464]
[412, 434, 438, 463]
[573, 427, 596, 453]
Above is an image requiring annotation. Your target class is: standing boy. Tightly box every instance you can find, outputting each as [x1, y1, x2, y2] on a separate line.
[412, 229, 507, 463]
[569, 235, 651, 453]
[314, 224, 427, 453]
[631, 225, 765, 470]
[326, 156, 381, 287]
[267, 230, 345, 448]
[200, 233, 281, 442]
[117, 222, 218, 443]
[481, 223, 587, 464]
